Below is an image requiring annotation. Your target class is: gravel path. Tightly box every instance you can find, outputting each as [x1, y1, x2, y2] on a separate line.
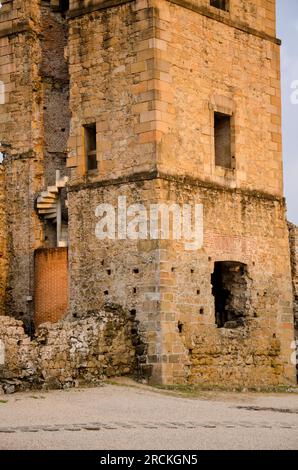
[0, 381, 298, 450]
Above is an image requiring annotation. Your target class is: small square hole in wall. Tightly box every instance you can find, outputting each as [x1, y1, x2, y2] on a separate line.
[210, 0, 229, 11]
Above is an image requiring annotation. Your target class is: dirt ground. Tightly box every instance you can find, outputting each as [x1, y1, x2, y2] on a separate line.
[0, 379, 298, 450]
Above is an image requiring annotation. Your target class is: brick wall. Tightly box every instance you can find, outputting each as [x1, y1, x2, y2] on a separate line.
[34, 248, 69, 326]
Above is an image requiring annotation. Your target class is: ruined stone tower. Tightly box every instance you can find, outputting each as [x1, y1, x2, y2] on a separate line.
[65, 0, 296, 386]
[0, 0, 70, 332]
[0, 0, 296, 387]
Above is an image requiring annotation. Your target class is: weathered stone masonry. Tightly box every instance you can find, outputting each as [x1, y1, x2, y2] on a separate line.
[66, 0, 296, 386]
[0, 166, 7, 316]
[289, 223, 298, 341]
[0, 0, 70, 332]
[0, 307, 140, 392]
[0, 0, 297, 389]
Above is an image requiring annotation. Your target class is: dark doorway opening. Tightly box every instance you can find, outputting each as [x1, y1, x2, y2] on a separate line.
[211, 261, 250, 328]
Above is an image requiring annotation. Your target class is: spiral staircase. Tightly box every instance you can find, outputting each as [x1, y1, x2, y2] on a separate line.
[36, 171, 68, 246]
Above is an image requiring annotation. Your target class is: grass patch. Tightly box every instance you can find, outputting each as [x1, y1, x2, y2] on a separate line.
[152, 383, 298, 396]
[104, 379, 137, 389]
[103, 378, 298, 397]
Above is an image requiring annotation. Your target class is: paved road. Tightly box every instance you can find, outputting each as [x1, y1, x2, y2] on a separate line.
[0, 381, 298, 450]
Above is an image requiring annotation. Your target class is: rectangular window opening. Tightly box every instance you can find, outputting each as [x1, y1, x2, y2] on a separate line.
[210, 0, 228, 11]
[84, 123, 97, 172]
[214, 112, 233, 169]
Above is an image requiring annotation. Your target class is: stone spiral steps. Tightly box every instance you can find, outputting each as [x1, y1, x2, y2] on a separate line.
[36, 186, 59, 223]
[36, 172, 68, 224]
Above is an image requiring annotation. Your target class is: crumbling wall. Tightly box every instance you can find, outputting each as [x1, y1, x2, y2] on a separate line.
[289, 223, 298, 340]
[0, 307, 140, 393]
[0, 165, 7, 315]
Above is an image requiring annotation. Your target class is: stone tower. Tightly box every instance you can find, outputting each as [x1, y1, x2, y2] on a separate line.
[66, 0, 296, 386]
[0, 0, 296, 387]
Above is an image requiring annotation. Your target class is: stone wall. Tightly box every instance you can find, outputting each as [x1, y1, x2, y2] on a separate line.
[0, 0, 295, 389]
[69, 0, 276, 38]
[68, 177, 295, 387]
[289, 223, 298, 340]
[66, 1, 157, 179]
[40, 2, 70, 187]
[156, 0, 283, 197]
[0, 307, 140, 393]
[0, 165, 7, 316]
[66, 0, 281, 198]
[0, 0, 44, 330]
[65, 0, 296, 387]
[0, 1, 70, 328]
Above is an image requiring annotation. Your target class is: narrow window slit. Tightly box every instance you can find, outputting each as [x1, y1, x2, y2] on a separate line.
[84, 123, 97, 172]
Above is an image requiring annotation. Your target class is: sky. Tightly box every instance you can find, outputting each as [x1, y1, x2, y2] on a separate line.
[277, 0, 298, 224]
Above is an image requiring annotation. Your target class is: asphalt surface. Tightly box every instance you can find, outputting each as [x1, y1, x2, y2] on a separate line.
[0, 381, 298, 450]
